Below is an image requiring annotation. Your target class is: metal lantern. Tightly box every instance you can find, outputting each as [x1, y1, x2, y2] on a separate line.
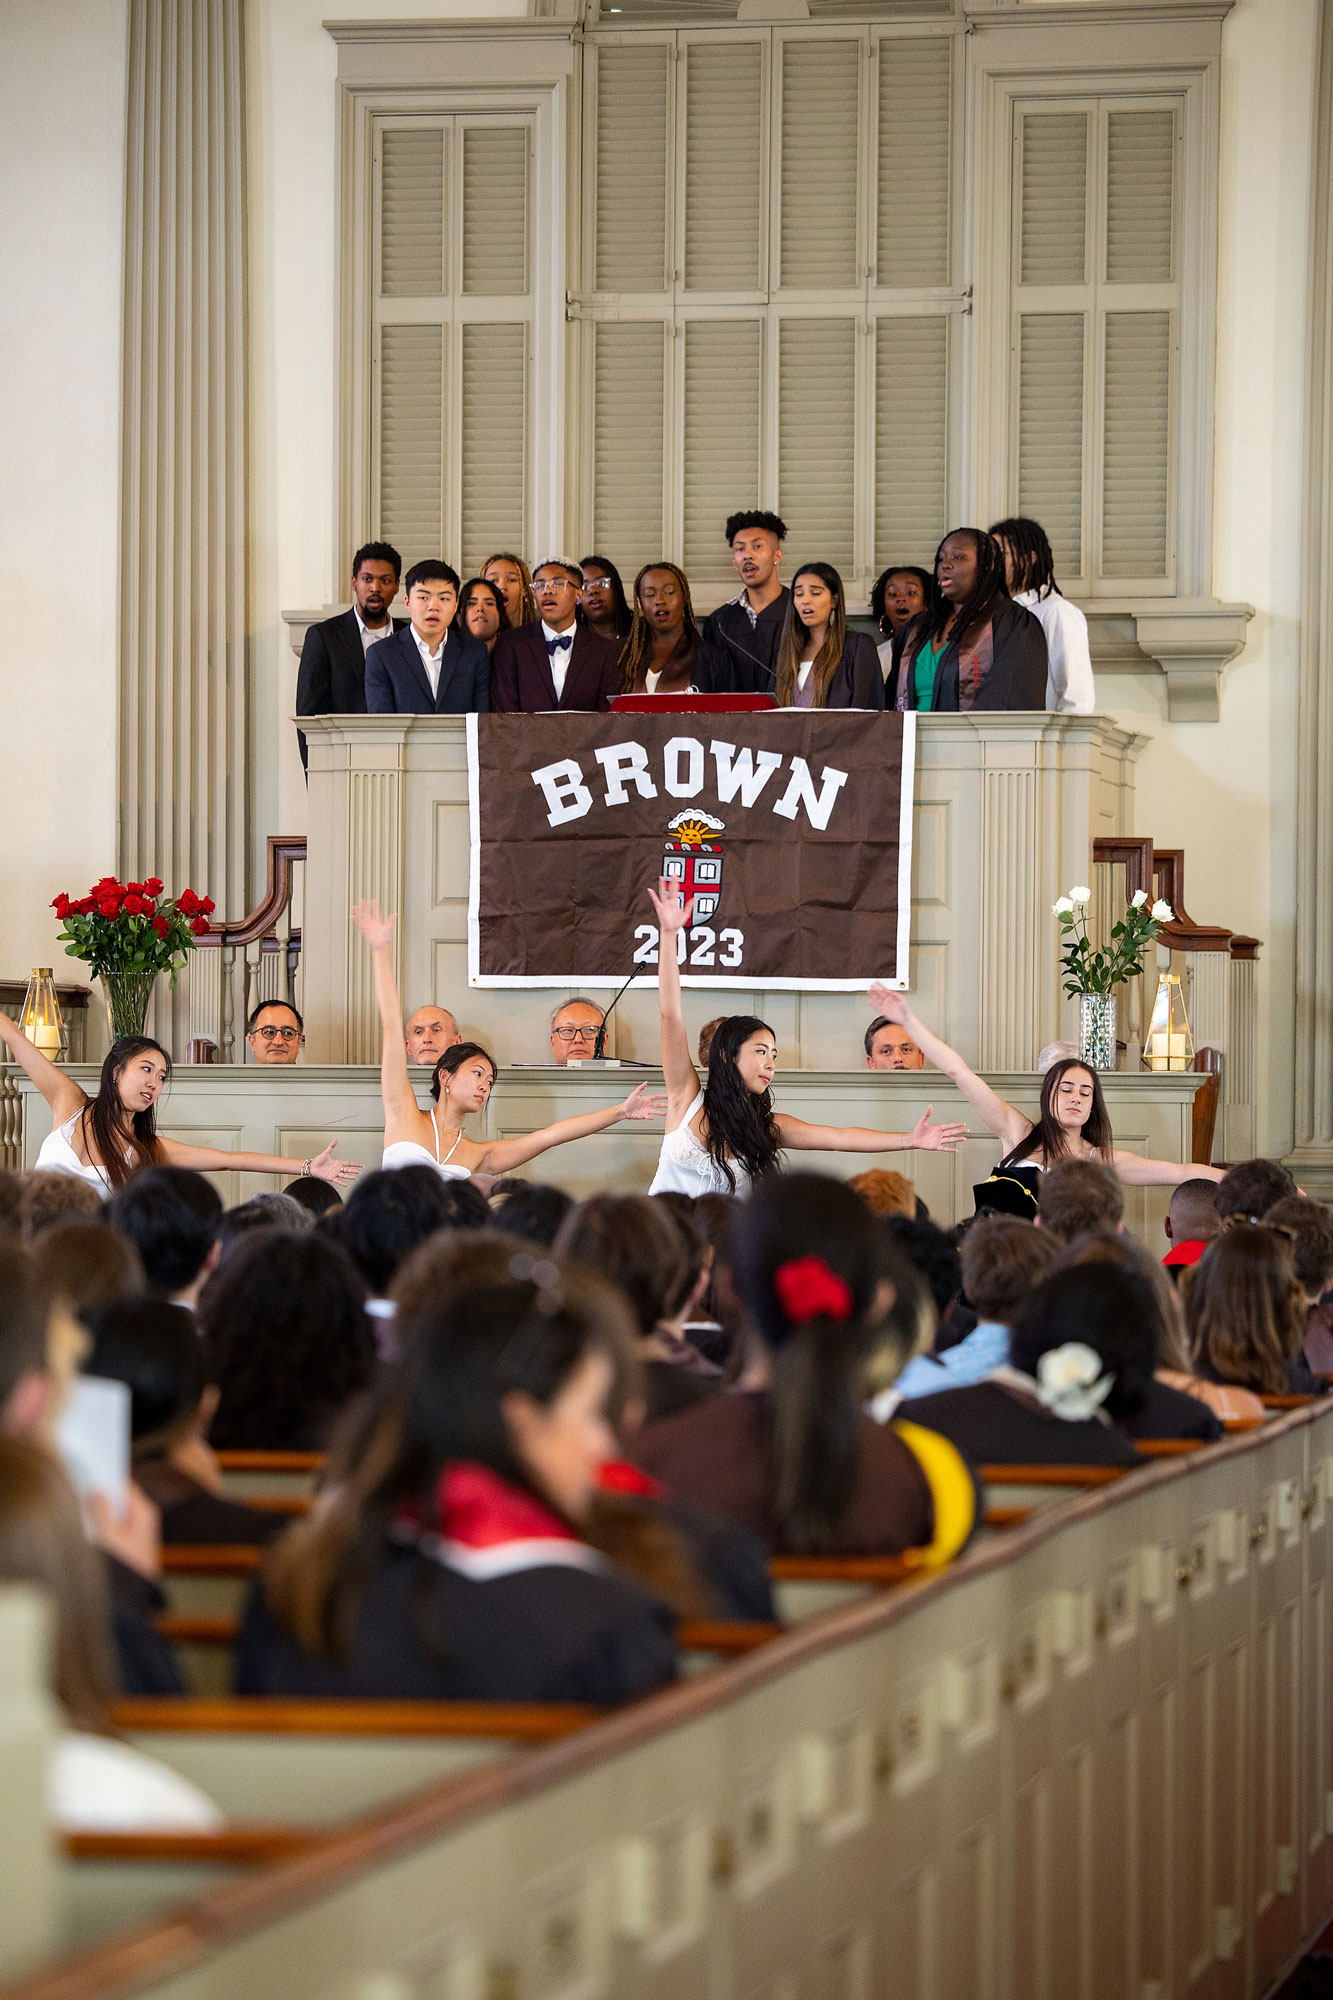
[19, 968, 65, 1062]
[1143, 970, 1194, 1072]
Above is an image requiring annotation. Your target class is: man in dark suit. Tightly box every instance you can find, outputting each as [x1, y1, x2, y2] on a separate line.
[365, 560, 490, 715]
[697, 510, 792, 695]
[490, 561, 620, 714]
[295, 541, 404, 768]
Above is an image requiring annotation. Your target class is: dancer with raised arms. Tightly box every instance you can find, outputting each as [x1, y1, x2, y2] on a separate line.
[866, 987, 1226, 1213]
[0, 1017, 359, 1194]
[353, 902, 668, 1180]
[648, 881, 968, 1197]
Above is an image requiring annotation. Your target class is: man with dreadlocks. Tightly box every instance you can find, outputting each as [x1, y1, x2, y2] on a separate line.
[989, 515, 1095, 714]
[884, 527, 1048, 714]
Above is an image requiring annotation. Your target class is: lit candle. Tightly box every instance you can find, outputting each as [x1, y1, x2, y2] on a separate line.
[32, 1026, 60, 1054]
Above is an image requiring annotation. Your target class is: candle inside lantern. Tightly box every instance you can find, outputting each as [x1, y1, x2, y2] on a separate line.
[32, 1026, 61, 1054]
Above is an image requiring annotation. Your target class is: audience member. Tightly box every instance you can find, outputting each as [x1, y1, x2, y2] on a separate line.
[650, 1191, 722, 1353]
[31, 1223, 144, 1325]
[885, 527, 1046, 712]
[847, 1169, 917, 1218]
[106, 1167, 222, 1307]
[246, 1000, 304, 1065]
[283, 1174, 344, 1219]
[1262, 1196, 1333, 1377]
[871, 565, 933, 678]
[84, 1298, 278, 1545]
[620, 563, 719, 695]
[1036, 1158, 1124, 1243]
[578, 554, 633, 645]
[1183, 1225, 1315, 1396]
[487, 1180, 574, 1248]
[689, 1191, 744, 1369]
[405, 1003, 462, 1065]
[773, 564, 884, 709]
[365, 559, 489, 715]
[18, 1171, 103, 1240]
[697, 1017, 723, 1068]
[636, 1173, 977, 1561]
[699, 511, 791, 692]
[1162, 1177, 1222, 1277]
[1216, 1157, 1297, 1222]
[879, 1213, 962, 1322]
[241, 1238, 678, 1704]
[294, 540, 403, 769]
[865, 1016, 926, 1070]
[340, 1165, 462, 1301]
[0, 1168, 22, 1234]
[989, 516, 1095, 714]
[203, 1229, 375, 1450]
[491, 560, 620, 713]
[550, 997, 606, 1064]
[0, 1238, 57, 1438]
[892, 1217, 1058, 1403]
[481, 552, 537, 629]
[454, 577, 509, 656]
[1036, 1041, 1081, 1074]
[216, 1192, 313, 1252]
[1051, 1234, 1223, 1438]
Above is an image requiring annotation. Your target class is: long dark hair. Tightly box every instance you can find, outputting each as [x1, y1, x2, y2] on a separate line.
[701, 1016, 783, 1191]
[729, 1173, 884, 1552]
[774, 563, 847, 708]
[579, 554, 633, 640]
[870, 565, 935, 637]
[988, 515, 1059, 600]
[86, 1036, 170, 1190]
[918, 528, 1009, 651]
[1010, 1263, 1158, 1422]
[430, 1040, 497, 1103]
[454, 577, 510, 640]
[619, 562, 701, 692]
[1183, 1226, 1305, 1395]
[1003, 1059, 1113, 1167]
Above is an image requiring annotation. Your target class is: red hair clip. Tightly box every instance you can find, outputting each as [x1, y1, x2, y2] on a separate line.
[773, 1254, 854, 1325]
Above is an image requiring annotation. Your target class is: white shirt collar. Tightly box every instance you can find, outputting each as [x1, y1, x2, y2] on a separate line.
[355, 608, 393, 646]
[541, 620, 575, 646]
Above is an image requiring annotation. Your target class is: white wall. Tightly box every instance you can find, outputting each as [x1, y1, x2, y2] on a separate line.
[0, 0, 127, 981]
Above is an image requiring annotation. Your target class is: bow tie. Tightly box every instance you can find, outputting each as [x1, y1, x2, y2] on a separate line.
[546, 633, 572, 655]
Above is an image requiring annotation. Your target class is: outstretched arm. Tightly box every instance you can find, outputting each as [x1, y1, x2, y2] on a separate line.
[352, 901, 420, 1130]
[158, 1136, 361, 1185]
[648, 879, 700, 1126]
[867, 986, 1029, 1152]
[0, 1013, 87, 1124]
[474, 1084, 668, 1174]
[1109, 1150, 1225, 1188]
[775, 1107, 969, 1154]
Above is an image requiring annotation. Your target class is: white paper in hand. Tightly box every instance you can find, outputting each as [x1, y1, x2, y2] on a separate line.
[55, 1375, 131, 1516]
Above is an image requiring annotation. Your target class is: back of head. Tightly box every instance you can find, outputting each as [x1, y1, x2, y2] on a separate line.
[489, 1182, 574, 1248]
[1216, 1157, 1296, 1222]
[202, 1228, 373, 1449]
[555, 1193, 688, 1336]
[1167, 1177, 1221, 1244]
[1263, 1195, 1333, 1298]
[84, 1298, 205, 1453]
[0, 1433, 113, 1728]
[30, 1223, 144, 1324]
[283, 1175, 343, 1218]
[960, 1217, 1058, 1325]
[878, 1213, 961, 1317]
[105, 1167, 223, 1296]
[20, 1171, 104, 1242]
[340, 1165, 460, 1295]
[1183, 1225, 1304, 1394]
[1037, 1158, 1123, 1244]
[217, 1192, 314, 1254]
[0, 1239, 50, 1416]
[1055, 1228, 1191, 1373]
[1010, 1263, 1159, 1421]
[651, 1191, 711, 1313]
[848, 1169, 917, 1218]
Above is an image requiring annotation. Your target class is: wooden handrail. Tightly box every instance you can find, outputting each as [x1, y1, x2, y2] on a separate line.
[63, 1827, 325, 1865]
[109, 1696, 596, 1740]
[978, 1464, 1125, 1488]
[215, 1451, 324, 1474]
[983, 1505, 1036, 1529]
[196, 836, 306, 951]
[1092, 836, 1263, 959]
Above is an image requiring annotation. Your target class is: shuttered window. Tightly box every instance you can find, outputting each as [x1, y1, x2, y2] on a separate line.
[778, 319, 856, 574]
[683, 320, 762, 575]
[593, 322, 666, 578]
[595, 45, 671, 294]
[874, 316, 949, 568]
[371, 115, 533, 577]
[876, 38, 951, 288]
[1010, 98, 1178, 589]
[779, 41, 860, 291]
[683, 42, 764, 293]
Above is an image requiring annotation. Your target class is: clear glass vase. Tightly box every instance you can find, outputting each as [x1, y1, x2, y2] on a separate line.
[1078, 992, 1117, 1071]
[102, 972, 158, 1043]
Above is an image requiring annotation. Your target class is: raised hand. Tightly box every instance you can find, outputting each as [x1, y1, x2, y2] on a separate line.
[620, 1085, 670, 1121]
[868, 983, 913, 1023]
[353, 900, 397, 954]
[309, 1140, 363, 1185]
[910, 1107, 969, 1152]
[648, 877, 695, 937]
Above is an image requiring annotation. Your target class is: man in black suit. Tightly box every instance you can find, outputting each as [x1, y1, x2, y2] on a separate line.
[491, 561, 620, 714]
[698, 510, 792, 695]
[365, 560, 490, 715]
[295, 541, 404, 768]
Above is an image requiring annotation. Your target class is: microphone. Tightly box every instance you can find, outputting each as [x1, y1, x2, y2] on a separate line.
[589, 967, 639, 1063]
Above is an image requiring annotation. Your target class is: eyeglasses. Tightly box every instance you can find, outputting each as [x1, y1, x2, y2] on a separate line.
[254, 1025, 301, 1042]
[581, 577, 612, 591]
[553, 1025, 600, 1043]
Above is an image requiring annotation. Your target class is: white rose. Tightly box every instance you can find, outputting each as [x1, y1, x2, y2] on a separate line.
[1130, 889, 1148, 908]
[1034, 1342, 1114, 1423]
[1052, 897, 1074, 916]
[1070, 886, 1091, 907]
[1151, 899, 1174, 924]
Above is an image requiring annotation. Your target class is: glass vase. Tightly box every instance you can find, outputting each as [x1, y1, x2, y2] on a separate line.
[1078, 992, 1117, 1071]
[102, 972, 158, 1043]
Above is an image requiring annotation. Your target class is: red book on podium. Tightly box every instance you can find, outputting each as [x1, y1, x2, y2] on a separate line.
[609, 693, 779, 713]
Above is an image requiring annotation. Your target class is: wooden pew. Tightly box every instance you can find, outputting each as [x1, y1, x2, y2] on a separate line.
[213, 1450, 323, 1501]
[57, 1826, 330, 1955]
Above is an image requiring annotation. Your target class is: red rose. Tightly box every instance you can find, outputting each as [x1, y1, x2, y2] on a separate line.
[123, 894, 145, 915]
[73, 897, 94, 916]
[97, 900, 119, 920]
[126, 881, 143, 896]
[52, 894, 71, 918]
[178, 889, 199, 916]
[145, 877, 163, 896]
[152, 914, 170, 938]
[200, 896, 216, 915]
[190, 915, 209, 936]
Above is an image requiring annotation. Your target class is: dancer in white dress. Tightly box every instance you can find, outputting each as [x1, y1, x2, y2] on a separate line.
[354, 902, 668, 1181]
[0, 1016, 360, 1195]
[646, 879, 968, 1198]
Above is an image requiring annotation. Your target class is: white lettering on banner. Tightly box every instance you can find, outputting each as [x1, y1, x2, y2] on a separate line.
[663, 736, 705, 799]
[711, 740, 783, 807]
[594, 741, 658, 806]
[633, 922, 746, 969]
[531, 758, 594, 827]
[772, 758, 849, 830]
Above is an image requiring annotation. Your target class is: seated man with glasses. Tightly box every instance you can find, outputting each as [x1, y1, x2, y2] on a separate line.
[549, 997, 606, 1065]
[246, 1000, 305, 1065]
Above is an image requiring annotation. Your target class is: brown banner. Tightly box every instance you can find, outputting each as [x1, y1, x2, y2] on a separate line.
[466, 710, 915, 990]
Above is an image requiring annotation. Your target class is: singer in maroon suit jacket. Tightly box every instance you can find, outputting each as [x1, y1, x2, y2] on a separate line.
[490, 621, 622, 714]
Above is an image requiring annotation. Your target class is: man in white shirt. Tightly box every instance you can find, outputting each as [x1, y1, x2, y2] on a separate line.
[364, 561, 491, 714]
[989, 516, 1095, 714]
[294, 540, 405, 767]
[491, 562, 621, 712]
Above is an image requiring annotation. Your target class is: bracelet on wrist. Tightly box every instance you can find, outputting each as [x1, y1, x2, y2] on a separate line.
[302, 1157, 312, 1176]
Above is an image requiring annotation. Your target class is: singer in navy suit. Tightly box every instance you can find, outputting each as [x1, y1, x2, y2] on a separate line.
[364, 624, 491, 715]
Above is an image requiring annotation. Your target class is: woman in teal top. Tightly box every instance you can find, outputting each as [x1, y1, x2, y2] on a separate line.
[886, 528, 1047, 713]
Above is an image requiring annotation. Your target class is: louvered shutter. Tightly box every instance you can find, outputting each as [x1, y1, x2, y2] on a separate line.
[461, 128, 528, 295]
[1106, 110, 1174, 282]
[595, 46, 671, 293]
[378, 324, 445, 568]
[683, 42, 764, 292]
[380, 127, 446, 297]
[876, 38, 951, 287]
[1019, 112, 1088, 286]
[778, 319, 856, 572]
[1101, 311, 1170, 576]
[460, 324, 526, 577]
[874, 316, 948, 567]
[683, 321, 762, 574]
[779, 42, 860, 291]
[593, 322, 665, 576]
[1016, 314, 1084, 578]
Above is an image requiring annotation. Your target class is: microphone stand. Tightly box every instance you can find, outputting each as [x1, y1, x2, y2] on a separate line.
[582, 967, 640, 1065]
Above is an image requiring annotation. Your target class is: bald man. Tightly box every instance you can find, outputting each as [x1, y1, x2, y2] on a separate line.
[405, 1004, 463, 1067]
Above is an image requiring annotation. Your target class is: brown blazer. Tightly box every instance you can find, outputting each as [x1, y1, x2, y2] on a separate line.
[490, 622, 622, 714]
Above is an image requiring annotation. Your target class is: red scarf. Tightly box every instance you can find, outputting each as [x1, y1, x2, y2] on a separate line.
[408, 1461, 603, 1581]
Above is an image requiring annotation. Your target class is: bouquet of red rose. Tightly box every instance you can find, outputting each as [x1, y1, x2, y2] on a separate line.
[52, 877, 217, 983]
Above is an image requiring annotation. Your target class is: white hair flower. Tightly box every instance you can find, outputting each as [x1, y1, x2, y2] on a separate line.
[1052, 896, 1074, 916]
[1151, 899, 1174, 925]
[1034, 1343, 1114, 1423]
[1069, 886, 1091, 907]
[1130, 889, 1148, 908]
